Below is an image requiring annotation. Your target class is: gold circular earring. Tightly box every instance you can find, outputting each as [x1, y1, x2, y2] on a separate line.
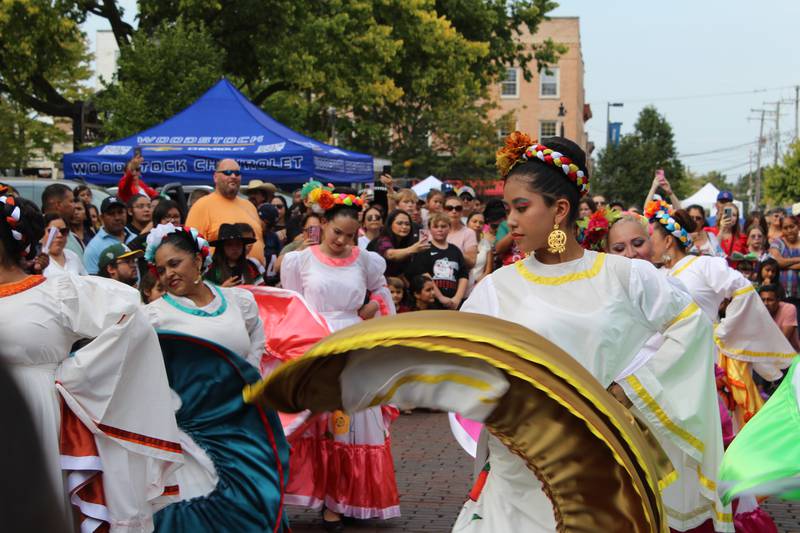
[547, 222, 568, 254]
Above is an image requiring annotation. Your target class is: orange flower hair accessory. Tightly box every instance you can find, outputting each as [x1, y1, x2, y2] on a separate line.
[496, 131, 589, 196]
[496, 131, 535, 178]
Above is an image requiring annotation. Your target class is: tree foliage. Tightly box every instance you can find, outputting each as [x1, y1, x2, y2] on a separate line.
[0, 1, 101, 147]
[0, 95, 69, 173]
[137, 0, 564, 177]
[682, 169, 730, 196]
[1, 0, 564, 177]
[594, 106, 684, 207]
[95, 19, 224, 141]
[764, 140, 800, 206]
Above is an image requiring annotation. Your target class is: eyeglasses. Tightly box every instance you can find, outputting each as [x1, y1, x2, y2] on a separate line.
[50, 227, 70, 236]
[217, 170, 241, 177]
[444, 205, 463, 212]
[365, 215, 382, 222]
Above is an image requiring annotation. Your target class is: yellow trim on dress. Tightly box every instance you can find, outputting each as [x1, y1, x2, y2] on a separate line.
[669, 256, 699, 277]
[696, 465, 716, 491]
[666, 504, 733, 524]
[624, 375, 705, 453]
[665, 302, 700, 329]
[658, 469, 679, 491]
[713, 334, 797, 359]
[515, 253, 606, 286]
[731, 284, 755, 298]
[369, 372, 496, 406]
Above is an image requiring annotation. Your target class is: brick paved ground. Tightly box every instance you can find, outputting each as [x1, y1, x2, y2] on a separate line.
[288, 411, 800, 532]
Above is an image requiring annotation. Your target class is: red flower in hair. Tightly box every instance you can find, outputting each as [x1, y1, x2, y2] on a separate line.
[318, 190, 335, 210]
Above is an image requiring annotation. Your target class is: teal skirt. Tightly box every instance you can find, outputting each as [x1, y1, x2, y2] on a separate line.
[154, 333, 290, 532]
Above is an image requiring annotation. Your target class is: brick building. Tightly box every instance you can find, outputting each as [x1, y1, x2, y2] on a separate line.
[491, 17, 592, 155]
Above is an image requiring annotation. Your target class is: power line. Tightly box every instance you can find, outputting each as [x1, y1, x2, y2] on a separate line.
[679, 141, 756, 158]
[592, 84, 797, 105]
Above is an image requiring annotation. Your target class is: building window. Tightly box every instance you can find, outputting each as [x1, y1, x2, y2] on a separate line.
[539, 121, 557, 138]
[501, 68, 519, 98]
[540, 67, 559, 98]
[497, 116, 517, 140]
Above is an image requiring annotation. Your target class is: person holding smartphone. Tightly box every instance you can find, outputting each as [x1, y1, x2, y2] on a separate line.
[709, 202, 747, 267]
[366, 209, 429, 278]
[117, 151, 158, 203]
[643, 169, 681, 211]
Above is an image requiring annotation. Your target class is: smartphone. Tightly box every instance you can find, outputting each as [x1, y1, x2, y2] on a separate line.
[655, 169, 665, 179]
[41, 226, 58, 255]
[382, 165, 392, 176]
[419, 229, 429, 242]
[308, 225, 321, 244]
[723, 206, 733, 219]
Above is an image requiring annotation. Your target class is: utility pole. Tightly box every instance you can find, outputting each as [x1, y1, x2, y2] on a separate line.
[795, 85, 799, 141]
[750, 109, 768, 208]
[775, 100, 781, 165]
[754, 109, 766, 209]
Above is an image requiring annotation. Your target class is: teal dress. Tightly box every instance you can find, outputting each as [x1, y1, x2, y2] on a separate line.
[148, 286, 290, 532]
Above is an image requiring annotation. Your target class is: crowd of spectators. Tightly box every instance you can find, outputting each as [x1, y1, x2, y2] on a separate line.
[6, 158, 800, 345]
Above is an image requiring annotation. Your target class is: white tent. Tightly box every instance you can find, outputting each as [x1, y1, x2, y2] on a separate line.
[680, 183, 743, 219]
[412, 175, 443, 199]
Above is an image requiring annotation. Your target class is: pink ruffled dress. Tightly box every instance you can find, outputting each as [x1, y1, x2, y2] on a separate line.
[280, 245, 400, 519]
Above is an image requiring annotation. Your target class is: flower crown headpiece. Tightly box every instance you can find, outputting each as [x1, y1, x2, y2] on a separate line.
[577, 207, 621, 251]
[496, 131, 589, 197]
[145, 223, 212, 269]
[304, 180, 364, 211]
[0, 190, 23, 244]
[644, 195, 692, 248]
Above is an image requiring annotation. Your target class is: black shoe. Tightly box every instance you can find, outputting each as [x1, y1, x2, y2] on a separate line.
[321, 508, 345, 532]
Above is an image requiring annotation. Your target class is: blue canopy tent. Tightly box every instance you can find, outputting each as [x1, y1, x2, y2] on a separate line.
[63, 79, 374, 186]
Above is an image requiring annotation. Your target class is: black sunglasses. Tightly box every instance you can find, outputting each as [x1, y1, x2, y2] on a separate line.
[51, 227, 70, 236]
[444, 205, 463, 212]
[217, 170, 241, 176]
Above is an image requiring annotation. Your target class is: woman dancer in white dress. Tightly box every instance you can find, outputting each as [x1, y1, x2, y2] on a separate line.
[452, 133, 730, 532]
[0, 188, 182, 532]
[143, 223, 293, 532]
[281, 187, 398, 530]
[607, 200, 794, 532]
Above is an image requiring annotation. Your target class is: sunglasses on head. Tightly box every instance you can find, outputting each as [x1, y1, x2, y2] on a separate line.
[445, 205, 463, 212]
[217, 170, 241, 177]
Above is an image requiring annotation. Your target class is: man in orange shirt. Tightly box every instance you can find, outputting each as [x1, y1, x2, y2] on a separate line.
[186, 159, 265, 265]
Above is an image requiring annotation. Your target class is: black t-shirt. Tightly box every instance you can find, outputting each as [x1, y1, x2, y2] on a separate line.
[408, 243, 467, 299]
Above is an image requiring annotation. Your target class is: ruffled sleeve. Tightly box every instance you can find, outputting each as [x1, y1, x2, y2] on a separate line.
[226, 287, 267, 370]
[364, 250, 396, 316]
[707, 257, 796, 375]
[279, 249, 306, 295]
[53, 275, 183, 531]
[618, 260, 731, 531]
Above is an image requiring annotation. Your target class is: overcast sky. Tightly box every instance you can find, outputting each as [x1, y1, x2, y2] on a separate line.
[84, 1, 800, 182]
[550, 0, 800, 181]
